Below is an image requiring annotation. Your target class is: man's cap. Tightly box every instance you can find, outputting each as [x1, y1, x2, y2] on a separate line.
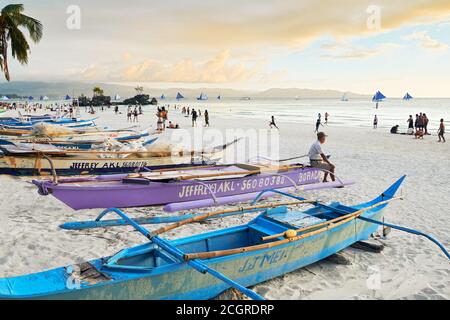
[317, 132, 328, 139]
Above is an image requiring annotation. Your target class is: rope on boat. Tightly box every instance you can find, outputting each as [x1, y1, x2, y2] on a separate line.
[359, 217, 450, 260]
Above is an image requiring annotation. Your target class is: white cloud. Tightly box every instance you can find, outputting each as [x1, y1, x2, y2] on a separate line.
[404, 31, 449, 50]
[320, 41, 401, 59]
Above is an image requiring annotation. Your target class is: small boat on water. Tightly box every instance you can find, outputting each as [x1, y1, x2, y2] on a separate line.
[176, 92, 184, 100]
[197, 93, 208, 101]
[403, 93, 413, 100]
[33, 163, 353, 210]
[0, 177, 414, 300]
[0, 140, 237, 176]
[372, 90, 386, 102]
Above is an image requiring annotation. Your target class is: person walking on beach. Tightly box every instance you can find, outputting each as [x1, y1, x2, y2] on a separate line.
[308, 132, 335, 183]
[423, 113, 429, 135]
[127, 106, 132, 122]
[192, 109, 198, 127]
[269, 116, 279, 129]
[139, 105, 142, 115]
[414, 114, 419, 130]
[114, 105, 119, 115]
[204, 109, 210, 127]
[407, 115, 414, 134]
[315, 116, 323, 133]
[373, 115, 378, 129]
[438, 119, 445, 143]
[133, 106, 139, 122]
[325, 112, 329, 125]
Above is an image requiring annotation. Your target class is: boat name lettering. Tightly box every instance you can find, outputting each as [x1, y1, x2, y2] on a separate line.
[238, 249, 288, 273]
[69, 161, 148, 170]
[178, 181, 236, 198]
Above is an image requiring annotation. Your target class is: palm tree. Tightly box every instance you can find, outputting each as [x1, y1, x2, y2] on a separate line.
[0, 4, 43, 81]
[135, 86, 144, 95]
[93, 86, 104, 97]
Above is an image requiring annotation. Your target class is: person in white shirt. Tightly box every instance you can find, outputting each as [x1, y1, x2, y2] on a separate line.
[308, 132, 335, 182]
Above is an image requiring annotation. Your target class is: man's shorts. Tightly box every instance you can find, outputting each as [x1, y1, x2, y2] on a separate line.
[310, 160, 333, 172]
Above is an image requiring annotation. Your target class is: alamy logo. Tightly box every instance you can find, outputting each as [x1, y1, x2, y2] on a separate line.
[66, 5, 81, 30]
[366, 5, 382, 31]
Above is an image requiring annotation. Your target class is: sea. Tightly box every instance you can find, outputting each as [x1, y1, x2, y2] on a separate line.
[168, 98, 450, 132]
[8, 97, 450, 132]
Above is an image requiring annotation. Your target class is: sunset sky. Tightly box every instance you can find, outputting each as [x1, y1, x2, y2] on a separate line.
[4, 0, 450, 96]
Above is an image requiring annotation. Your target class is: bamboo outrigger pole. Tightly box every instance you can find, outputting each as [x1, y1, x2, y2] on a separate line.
[184, 197, 402, 261]
[152, 200, 317, 236]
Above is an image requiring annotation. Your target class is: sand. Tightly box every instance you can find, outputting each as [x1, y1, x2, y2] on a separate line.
[0, 106, 448, 300]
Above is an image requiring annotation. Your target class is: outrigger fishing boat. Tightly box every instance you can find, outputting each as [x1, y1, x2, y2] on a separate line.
[33, 163, 353, 210]
[0, 117, 97, 130]
[0, 140, 237, 176]
[0, 130, 156, 150]
[1, 177, 447, 300]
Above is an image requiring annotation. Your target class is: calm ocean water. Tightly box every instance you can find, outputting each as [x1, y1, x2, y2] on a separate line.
[13, 97, 449, 132]
[166, 98, 450, 132]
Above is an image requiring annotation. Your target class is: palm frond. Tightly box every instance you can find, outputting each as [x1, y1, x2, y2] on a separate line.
[12, 14, 43, 43]
[8, 24, 29, 64]
[1, 4, 24, 16]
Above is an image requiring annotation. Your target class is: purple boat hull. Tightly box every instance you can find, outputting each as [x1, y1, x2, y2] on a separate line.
[34, 166, 331, 210]
[163, 179, 354, 212]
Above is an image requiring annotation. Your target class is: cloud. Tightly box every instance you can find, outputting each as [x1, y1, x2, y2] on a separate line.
[168, 0, 450, 47]
[403, 31, 448, 50]
[320, 41, 401, 59]
[73, 50, 264, 83]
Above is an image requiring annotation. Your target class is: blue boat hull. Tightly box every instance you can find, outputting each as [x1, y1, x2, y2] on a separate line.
[0, 178, 404, 299]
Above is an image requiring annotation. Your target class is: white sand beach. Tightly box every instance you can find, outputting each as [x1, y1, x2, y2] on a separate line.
[0, 105, 448, 300]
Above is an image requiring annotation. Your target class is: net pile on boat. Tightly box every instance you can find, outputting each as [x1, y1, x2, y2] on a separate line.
[92, 139, 184, 158]
[31, 123, 74, 137]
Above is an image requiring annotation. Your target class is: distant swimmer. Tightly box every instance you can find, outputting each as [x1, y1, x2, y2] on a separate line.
[269, 116, 279, 129]
[308, 132, 335, 183]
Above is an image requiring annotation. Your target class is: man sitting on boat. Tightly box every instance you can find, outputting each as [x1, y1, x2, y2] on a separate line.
[308, 132, 335, 182]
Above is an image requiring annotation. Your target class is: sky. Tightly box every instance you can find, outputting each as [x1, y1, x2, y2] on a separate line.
[3, 0, 450, 96]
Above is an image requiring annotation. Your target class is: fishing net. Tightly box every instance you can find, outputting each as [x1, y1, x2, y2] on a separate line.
[31, 123, 74, 137]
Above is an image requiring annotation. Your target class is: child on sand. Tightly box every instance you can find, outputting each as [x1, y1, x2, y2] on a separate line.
[373, 115, 378, 129]
[414, 128, 424, 139]
[438, 119, 445, 143]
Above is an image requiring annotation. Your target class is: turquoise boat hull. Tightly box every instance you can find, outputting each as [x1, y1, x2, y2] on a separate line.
[0, 177, 405, 300]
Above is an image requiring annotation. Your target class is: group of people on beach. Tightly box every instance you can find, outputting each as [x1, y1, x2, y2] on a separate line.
[315, 112, 329, 132]
[181, 106, 210, 127]
[126, 105, 142, 122]
[390, 113, 445, 142]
